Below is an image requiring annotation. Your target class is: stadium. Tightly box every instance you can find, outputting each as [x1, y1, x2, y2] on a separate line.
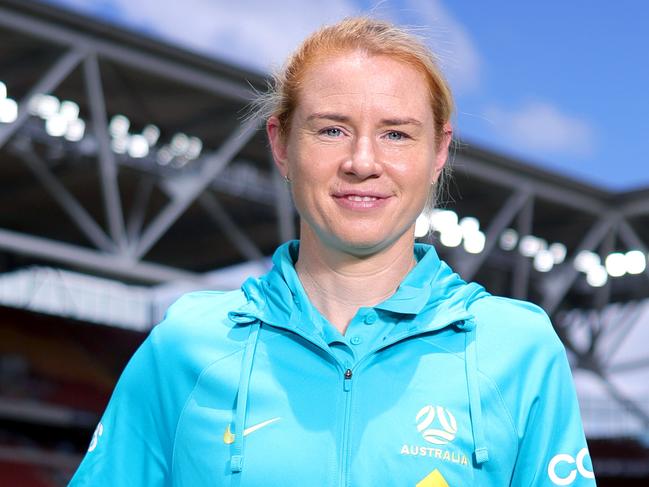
[0, 1, 647, 485]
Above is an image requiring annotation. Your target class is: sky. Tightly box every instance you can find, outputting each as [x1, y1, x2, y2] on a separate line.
[38, 0, 649, 191]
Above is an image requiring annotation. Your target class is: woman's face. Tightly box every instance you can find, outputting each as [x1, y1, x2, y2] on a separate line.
[268, 50, 451, 255]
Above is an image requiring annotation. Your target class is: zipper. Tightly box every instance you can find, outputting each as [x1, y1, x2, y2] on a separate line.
[339, 367, 354, 486]
[343, 368, 352, 391]
[335, 315, 470, 486]
[268, 315, 470, 485]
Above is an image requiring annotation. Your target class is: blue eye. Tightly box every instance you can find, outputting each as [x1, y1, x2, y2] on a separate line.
[322, 127, 342, 137]
[386, 131, 405, 141]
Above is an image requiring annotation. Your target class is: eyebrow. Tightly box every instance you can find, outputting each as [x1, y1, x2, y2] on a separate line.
[306, 112, 350, 123]
[379, 117, 423, 127]
[305, 112, 423, 127]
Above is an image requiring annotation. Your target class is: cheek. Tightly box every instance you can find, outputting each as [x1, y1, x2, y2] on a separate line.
[389, 154, 437, 191]
[291, 141, 348, 181]
[287, 147, 330, 212]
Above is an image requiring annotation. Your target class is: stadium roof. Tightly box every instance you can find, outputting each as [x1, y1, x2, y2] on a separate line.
[0, 0, 648, 461]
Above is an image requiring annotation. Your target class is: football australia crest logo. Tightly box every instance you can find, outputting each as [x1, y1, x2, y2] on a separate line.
[400, 405, 468, 466]
[416, 405, 458, 445]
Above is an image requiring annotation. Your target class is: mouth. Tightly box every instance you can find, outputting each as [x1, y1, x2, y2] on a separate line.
[331, 191, 392, 210]
[332, 189, 391, 199]
[343, 195, 381, 202]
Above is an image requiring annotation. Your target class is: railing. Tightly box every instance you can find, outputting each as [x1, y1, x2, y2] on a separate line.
[579, 396, 649, 439]
[0, 266, 152, 330]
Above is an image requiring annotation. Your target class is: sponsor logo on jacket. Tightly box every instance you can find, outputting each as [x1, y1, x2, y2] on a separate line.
[548, 448, 595, 485]
[400, 405, 469, 467]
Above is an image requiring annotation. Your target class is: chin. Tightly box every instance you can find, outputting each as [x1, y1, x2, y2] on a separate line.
[302, 216, 415, 256]
[329, 230, 409, 256]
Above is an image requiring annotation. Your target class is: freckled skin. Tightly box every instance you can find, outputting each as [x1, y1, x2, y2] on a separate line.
[268, 50, 451, 257]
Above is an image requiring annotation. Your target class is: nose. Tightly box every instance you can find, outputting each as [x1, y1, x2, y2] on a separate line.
[342, 135, 382, 179]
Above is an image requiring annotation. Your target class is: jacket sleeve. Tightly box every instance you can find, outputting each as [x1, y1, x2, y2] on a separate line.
[68, 322, 178, 486]
[510, 342, 596, 486]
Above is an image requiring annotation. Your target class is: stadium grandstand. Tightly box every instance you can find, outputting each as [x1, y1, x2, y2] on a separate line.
[0, 1, 647, 485]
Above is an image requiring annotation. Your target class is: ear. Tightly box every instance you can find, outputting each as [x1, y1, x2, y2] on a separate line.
[267, 116, 289, 178]
[432, 122, 453, 182]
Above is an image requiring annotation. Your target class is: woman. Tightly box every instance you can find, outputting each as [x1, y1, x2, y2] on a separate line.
[70, 18, 595, 486]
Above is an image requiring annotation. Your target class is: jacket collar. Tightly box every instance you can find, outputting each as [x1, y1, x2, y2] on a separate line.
[280, 240, 441, 315]
[235, 240, 487, 339]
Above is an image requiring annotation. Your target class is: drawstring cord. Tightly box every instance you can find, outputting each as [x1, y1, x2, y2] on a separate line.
[226, 313, 489, 472]
[230, 318, 261, 474]
[459, 320, 490, 465]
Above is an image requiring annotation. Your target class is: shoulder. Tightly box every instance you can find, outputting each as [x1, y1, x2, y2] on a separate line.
[467, 295, 584, 444]
[468, 294, 572, 416]
[147, 289, 250, 366]
[469, 294, 563, 355]
[162, 289, 247, 323]
[468, 295, 568, 405]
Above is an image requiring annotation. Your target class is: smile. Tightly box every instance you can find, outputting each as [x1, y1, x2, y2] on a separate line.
[346, 195, 379, 202]
[333, 193, 391, 211]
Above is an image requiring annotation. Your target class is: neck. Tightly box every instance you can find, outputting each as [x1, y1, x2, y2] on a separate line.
[295, 226, 417, 334]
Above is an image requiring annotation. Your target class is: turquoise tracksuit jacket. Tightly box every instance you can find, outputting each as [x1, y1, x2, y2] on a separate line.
[70, 242, 596, 486]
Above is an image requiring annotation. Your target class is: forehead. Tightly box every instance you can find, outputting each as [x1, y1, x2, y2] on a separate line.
[295, 50, 433, 118]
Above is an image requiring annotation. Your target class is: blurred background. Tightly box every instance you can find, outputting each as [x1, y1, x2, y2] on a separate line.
[0, 0, 647, 485]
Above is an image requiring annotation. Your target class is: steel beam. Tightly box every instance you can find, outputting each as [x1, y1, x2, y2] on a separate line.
[600, 303, 644, 367]
[607, 356, 649, 374]
[454, 154, 607, 215]
[621, 196, 649, 218]
[459, 189, 532, 281]
[601, 375, 649, 428]
[594, 225, 617, 310]
[0, 5, 254, 102]
[618, 219, 649, 286]
[133, 117, 260, 259]
[512, 196, 534, 299]
[211, 164, 276, 206]
[126, 175, 155, 244]
[542, 215, 618, 315]
[13, 145, 115, 252]
[0, 227, 201, 283]
[0, 49, 85, 150]
[197, 192, 264, 261]
[84, 54, 127, 251]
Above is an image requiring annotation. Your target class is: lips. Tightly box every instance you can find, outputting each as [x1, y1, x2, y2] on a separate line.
[345, 195, 380, 202]
[331, 190, 391, 200]
[331, 190, 392, 210]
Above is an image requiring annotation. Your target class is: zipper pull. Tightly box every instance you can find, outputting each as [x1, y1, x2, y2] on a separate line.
[343, 368, 353, 392]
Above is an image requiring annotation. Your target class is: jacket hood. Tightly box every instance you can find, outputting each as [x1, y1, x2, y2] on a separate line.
[232, 240, 490, 337]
